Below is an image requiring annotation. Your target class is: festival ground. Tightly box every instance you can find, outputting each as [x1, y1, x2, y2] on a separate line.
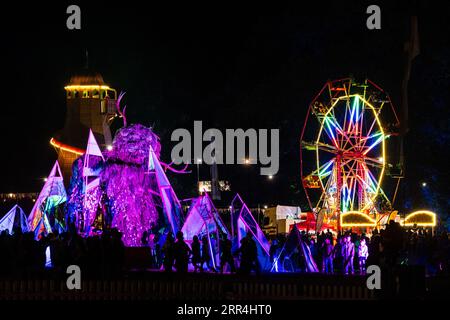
[0, 267, 446, 301]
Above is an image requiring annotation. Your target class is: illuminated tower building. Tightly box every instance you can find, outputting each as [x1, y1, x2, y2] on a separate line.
[50, 70, 117, 182]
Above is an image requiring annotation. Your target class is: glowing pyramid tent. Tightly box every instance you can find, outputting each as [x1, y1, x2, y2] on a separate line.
[230, 193, 271, 271]
[270, 225, 318, 273]
[81, 129, 105, 234]
[28, 161, 67, 237]
[148, 144, 184, 234]
[0, 205, 29, 234]
[181, 192, 229, 269]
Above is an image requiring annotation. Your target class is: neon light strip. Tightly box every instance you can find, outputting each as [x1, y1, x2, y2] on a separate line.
[359, 90, 366, 145]
[363, 102, 384, 149]
[365, 165, 390, 202]
[343, 99, 349, 134]
[360, 161, 385, 208]
[342, 183, 348, 213]
[318, 159, 334, 177]
[354, 97, 360, 135]
[345, 176, 354, 212]
[363, 134, 384, 155]
[324, 118, 339, 148]
[327, 113, 355, 148]
[354, 173, 375, 195]
[365, 166, 381, 192]
[341, 222, 376, 227]
[50, 138, 85, 156]
[359, 131, 383, 143]
[319, 170, 332, 178]
[342, 130, 382, 155]
[402, 210, 437, 227]
[349, 97, 357, 131]
[64, 85, 112, 90]
[340, 159, 358, 211]
[340, 211, 377, 227]
[350, 176, 357, 211]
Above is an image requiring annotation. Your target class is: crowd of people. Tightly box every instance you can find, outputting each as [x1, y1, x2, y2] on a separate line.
[270, 221, 449, 276]
[142, 230, 260, 275]
[140, 221, 450, 276]
[0, 221, 449, 277]
[0, 228, 125, 278]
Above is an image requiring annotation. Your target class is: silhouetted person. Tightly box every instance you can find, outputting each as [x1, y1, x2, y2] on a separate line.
[269, 239, 278, 265]
[153, 233, 162, 268]
[238, 233, 259, 275]
[220, 235, 235, 273]
[200, 235, 211, 271]
[173, 231, 191, 273]
[309, 239, 318, 265]
[148, 233, 157, 268]
[191, 235, 201, 272]
[326, 229, 333, 241]
[321, 238, 334, 274]
[368, 229, 381, 266]
[358, 238, 369, 274]
[162, 232, 174, 272]
[383, 221, 403, 268]
[334, 236, 344, 274]
[209, 234, 219, 272]
[343, 235, 355, 275]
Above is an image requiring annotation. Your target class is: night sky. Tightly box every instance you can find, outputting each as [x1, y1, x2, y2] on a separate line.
[1, 2, 449, 217]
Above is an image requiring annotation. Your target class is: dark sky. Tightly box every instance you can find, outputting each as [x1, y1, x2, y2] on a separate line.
[1, 2, 449, 212]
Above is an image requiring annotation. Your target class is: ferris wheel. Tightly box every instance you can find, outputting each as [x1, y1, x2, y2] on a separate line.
[300, 78, 400, 230]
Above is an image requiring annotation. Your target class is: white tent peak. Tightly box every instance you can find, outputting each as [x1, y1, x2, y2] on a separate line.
[48, 160, 63, 179]
[83, 128, 104, 178]
[86, 129, 104, 161]
[0, 204, 29, 234]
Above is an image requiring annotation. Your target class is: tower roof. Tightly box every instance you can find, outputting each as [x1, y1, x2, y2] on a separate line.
[66, 69, 107, 87]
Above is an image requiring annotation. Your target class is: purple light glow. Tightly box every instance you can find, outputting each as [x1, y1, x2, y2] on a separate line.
[101, 124, 161, 246]
[68, 124, 164, 246]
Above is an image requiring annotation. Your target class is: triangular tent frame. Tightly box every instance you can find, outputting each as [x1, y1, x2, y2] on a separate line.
[81, 129, 105, 235]
[230, 193, 271, 270]
[181, 192, 229, 269]
[271, 225, 318, 273]
[28, 161, 67, 237]
[0, 205, 29, 234]
[147, 144, 184, 234]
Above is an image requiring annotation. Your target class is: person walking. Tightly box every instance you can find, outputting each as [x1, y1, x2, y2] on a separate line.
[238, 233, 259, 275]
[191, 235, 202, 272]
[200, 235, 211, 272]
[220, 235, 235, 273]
[321, 238, 334, 274]
[343, 235, 355, 275]
[162, 232, 175, 272]
[358, 238, 369, 274]
[173, 231, 191, 273]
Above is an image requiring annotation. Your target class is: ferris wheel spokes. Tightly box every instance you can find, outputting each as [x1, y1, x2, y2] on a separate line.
[301, 78, 399, 230]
